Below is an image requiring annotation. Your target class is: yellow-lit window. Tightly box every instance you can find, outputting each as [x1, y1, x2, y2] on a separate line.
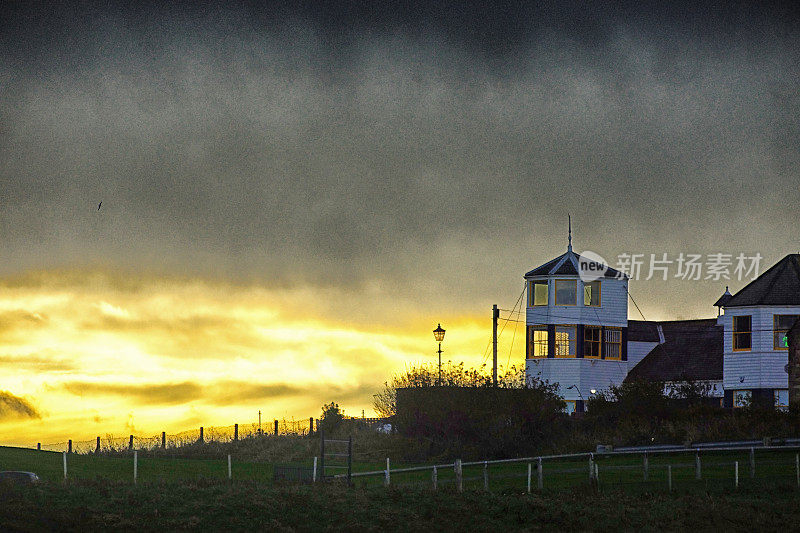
[774, 315, 800, 350]
[604, 327, 622, 360]
[527, 325, 548, 358]
[584, 281, 601, 307]
[555, 280, 577, 306]
[528, 280, 549, 307]
[554, 325, 576, 357]
[584, 326, 601, 358]
[733, 316, 751, 351]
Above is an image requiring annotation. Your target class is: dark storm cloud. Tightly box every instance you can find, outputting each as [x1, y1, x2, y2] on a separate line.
[63, 381, 204, 405]
[1, 1, 798, 315]
[60, 379, 370, 406]
[0, 391, 40, 420]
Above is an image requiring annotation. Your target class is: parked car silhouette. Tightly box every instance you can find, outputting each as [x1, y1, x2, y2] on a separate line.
[0, 471, 40, 484]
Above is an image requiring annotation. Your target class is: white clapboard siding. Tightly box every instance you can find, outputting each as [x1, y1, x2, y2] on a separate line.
[721, 305, 800, 389]
[627, 341, 659, 371]
[526, 358, 628, 402]
[526, 277, 627, 327]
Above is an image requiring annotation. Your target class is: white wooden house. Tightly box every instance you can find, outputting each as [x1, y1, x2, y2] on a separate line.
[524, 245, 800, 412]
[714, 254, 800, 409]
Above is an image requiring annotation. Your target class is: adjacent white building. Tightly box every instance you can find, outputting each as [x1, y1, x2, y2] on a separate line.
[714, 254, 800, 409]
[524, 244, 800, 412]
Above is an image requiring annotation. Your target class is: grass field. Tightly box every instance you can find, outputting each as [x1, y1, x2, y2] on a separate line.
[3, 479, 800, 531]
[3, 446, 800, 530]
[4, 445, 800, 494]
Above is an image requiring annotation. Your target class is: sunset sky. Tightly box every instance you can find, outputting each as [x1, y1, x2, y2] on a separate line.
[1, 2, 798, 446]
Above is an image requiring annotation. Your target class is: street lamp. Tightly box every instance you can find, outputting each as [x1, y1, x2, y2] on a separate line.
[433, 323, 445, 386]
[567, 384, 584, 401]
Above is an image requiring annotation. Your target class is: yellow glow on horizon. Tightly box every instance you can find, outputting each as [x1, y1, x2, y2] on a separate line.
[0, 269, 524, 447]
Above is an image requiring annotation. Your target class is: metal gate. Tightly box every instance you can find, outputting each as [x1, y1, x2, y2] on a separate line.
[319, 431, 352, 484]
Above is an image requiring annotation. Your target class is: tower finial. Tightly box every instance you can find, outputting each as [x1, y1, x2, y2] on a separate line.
[568, 214, 572, 252]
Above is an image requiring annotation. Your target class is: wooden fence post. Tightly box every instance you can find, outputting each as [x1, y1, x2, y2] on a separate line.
[537, 457, 543, 490]
[735, 461, 739, 488]
[643, 453, 649, 481]
[68, 440, 72, 454]
[234, 423, 238, 441]
[483, 461, 489, 491]
[129, 435, 134, 450]
[432, 465, 438, 490]
[162, 431, 166, 449]
[696, 451, 701, 480]
[62, 451, 67, 481]
[95, 437, 100, 453]
[199, 427, 204, 443]
[527, 463, 532, 493]
[133, 450, 138, 484]
[228, 454, 232, 480]
[750, 447, 755, 478]
[37, 443, 41, 451]
[589, 453, 594, 481]
[309, 417, 314, 435]
[455, 459, 463, 493]
[667, 465, 672, 492]
[274, 420, 279, 436]
[347, 436, 352, 487]
[313, 457, 318, 482]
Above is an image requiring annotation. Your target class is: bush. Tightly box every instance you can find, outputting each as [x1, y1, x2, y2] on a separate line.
[319, 402, 345, 435]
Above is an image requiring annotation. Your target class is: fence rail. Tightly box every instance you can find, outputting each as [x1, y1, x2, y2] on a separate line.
[333, 442, 800, 494]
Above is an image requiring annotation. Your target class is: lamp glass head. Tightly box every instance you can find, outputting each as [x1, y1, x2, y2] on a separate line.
[433, 324, 445, 342]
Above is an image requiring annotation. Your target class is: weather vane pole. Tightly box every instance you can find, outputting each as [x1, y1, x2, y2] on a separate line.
[568, 214, 572, 252]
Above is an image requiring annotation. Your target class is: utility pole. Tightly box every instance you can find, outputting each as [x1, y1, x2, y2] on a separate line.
[258, 410, 262, 435]
[492, 304, 499, 386]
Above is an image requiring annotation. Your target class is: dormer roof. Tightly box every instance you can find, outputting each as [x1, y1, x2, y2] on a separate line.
[723, 254, 800, 307]
[524, 250, 627, 279]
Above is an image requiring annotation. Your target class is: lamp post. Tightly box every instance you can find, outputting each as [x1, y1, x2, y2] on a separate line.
[433, 324, 446, 386]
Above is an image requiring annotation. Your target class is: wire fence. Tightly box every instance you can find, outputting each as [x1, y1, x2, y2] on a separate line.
[37, 416, 384, 453]
[334, 444, 800, 494]
[38, 419, 316, 453]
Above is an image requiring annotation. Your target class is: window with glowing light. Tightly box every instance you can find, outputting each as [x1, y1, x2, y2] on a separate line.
[583, 281, 601, 307]
[529, 280, 549, 306]
[527, 325, 548, 358]
[554, 325, 576, 357]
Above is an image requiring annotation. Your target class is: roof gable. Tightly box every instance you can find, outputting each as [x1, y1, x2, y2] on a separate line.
[524, 250, 627, 279]
[724, 254, 800, 307]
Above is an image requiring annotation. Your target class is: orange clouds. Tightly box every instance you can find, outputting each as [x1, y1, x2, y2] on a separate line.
[0, 268, 514, 446]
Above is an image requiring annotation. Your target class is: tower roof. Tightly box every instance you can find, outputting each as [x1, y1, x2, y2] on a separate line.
[723, 254, 800, 307]
[713, 286, 732, 308]
[524, 250, 627, 279]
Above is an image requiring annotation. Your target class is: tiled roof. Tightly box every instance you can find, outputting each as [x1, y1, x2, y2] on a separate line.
[625, 319, 723, 382]
[627, 320, 660, 342]
[524, 250, 627, 279]
[724, 254, 800, 307]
